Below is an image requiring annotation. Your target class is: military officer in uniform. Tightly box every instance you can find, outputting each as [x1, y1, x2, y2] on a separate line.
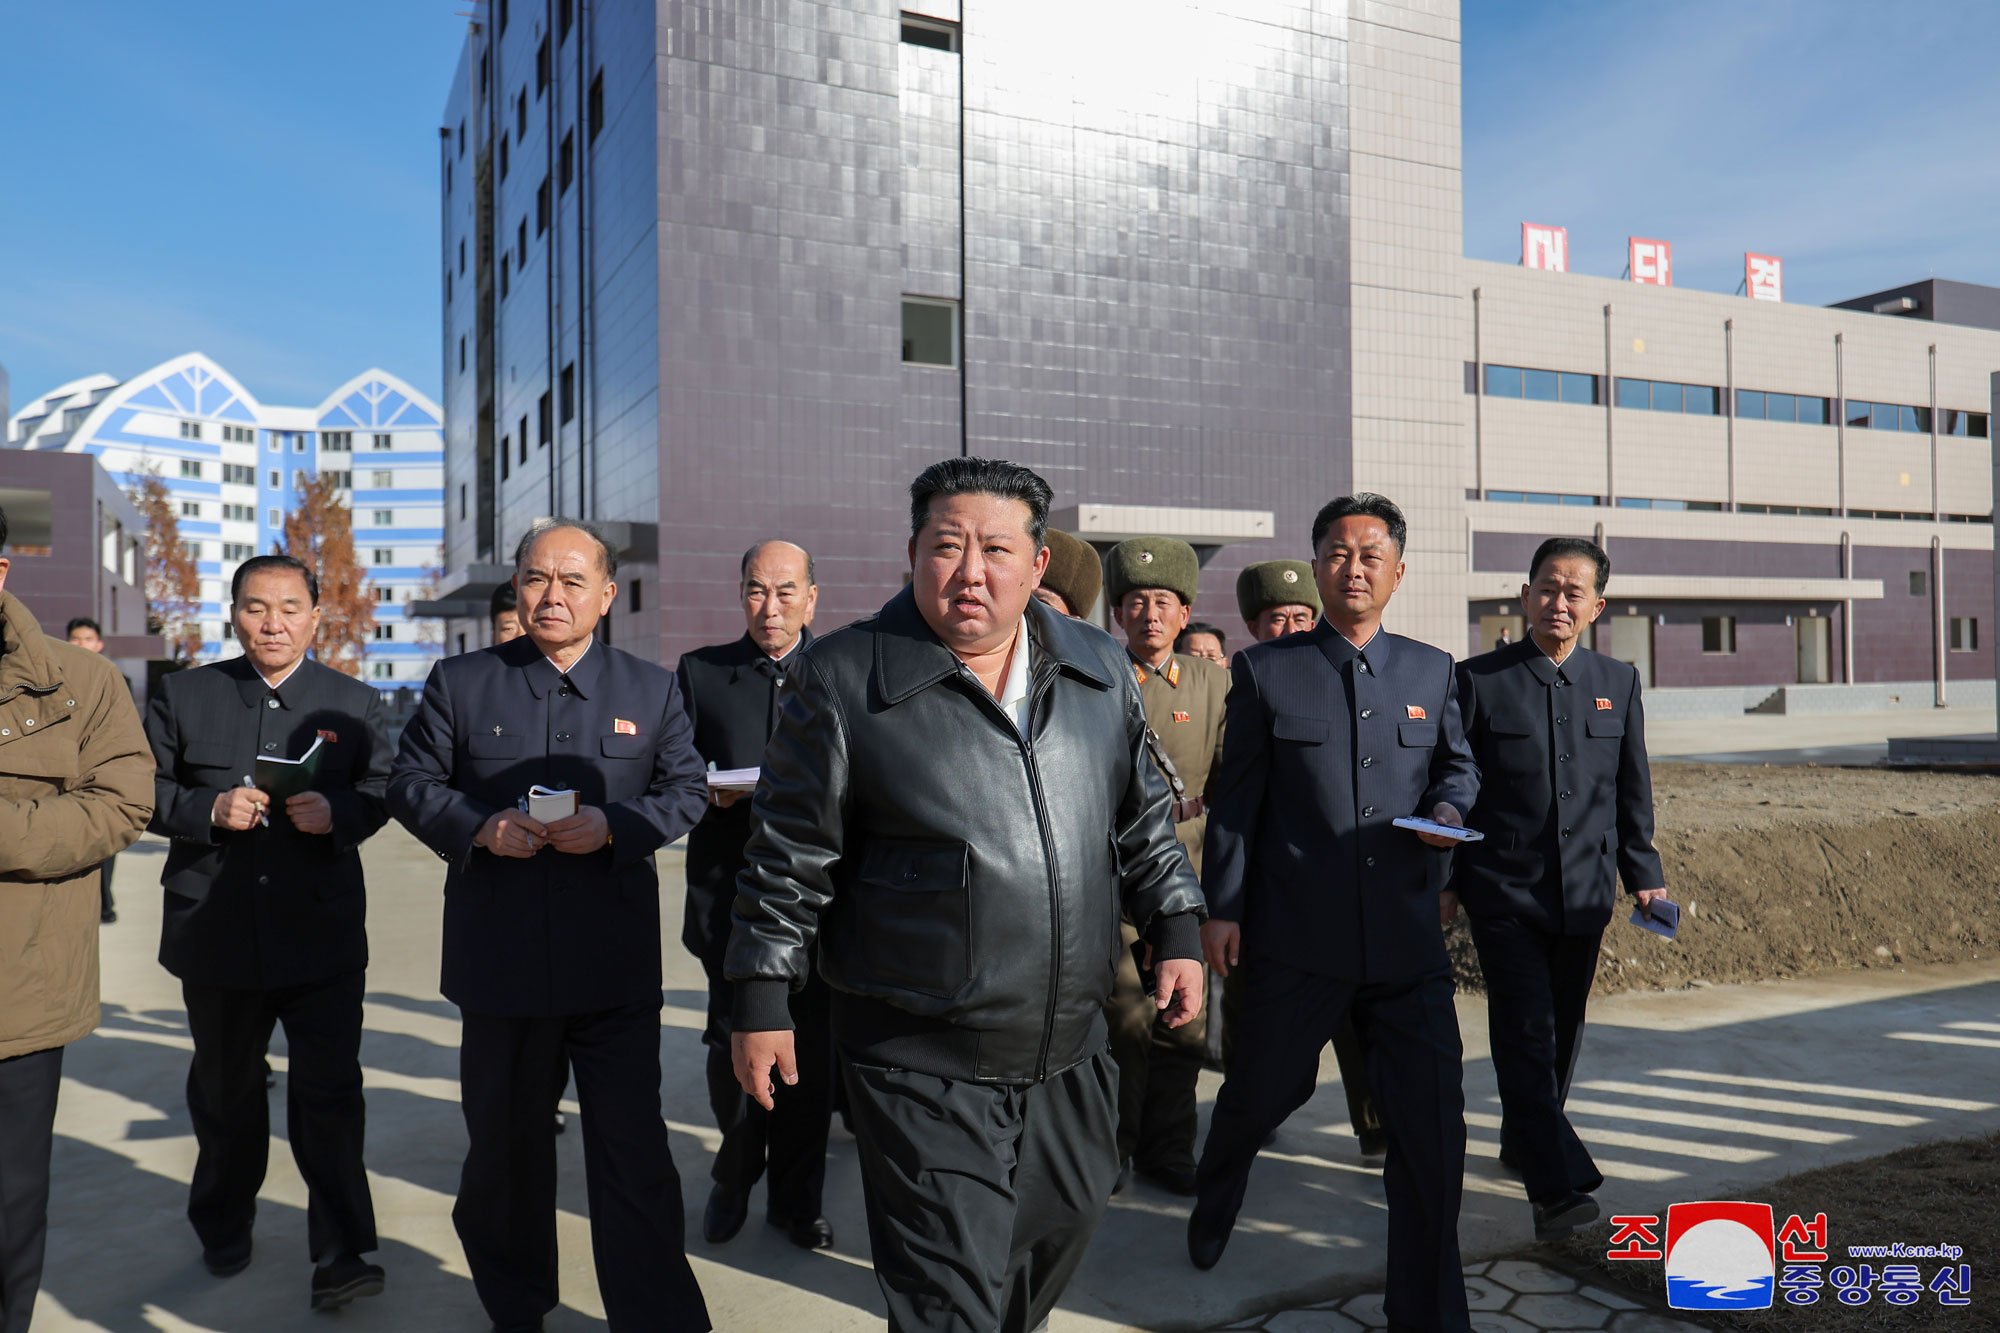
[1102, 537, 1227, 1196]
[677, 539, 835, 1250]
[389, 518, 711, 1333]
[1191, 494, 1478, 1333]
[1452, 536, 1666, 1241]
[144, 554, 391, 1310]
[1030, 527, 1103, 619]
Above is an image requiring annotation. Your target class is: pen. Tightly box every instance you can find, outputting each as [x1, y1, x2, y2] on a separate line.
[241, 775, 268, 827]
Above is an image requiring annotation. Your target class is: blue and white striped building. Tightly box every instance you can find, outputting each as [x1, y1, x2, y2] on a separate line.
[5, 353, 446, 688]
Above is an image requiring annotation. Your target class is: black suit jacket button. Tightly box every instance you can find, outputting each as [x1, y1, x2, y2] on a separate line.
[1365, 856, 1376, 867]
[1556, 715, 1569, 725]
[556, 731, 571, 741]
[1560, 790, 1571, 800]
[559, 685, 571, 697]
[267, 698, 280, 709]
[1359, 708, 1373, 719]
[1361, 805, 1376, 818]
[1562, 828, 1572, 838]
[1559, 753, 1571, 763]
[263, 742, 277, 752]
[1361, 756, 1374, 768]
[258, 875, 270, 885]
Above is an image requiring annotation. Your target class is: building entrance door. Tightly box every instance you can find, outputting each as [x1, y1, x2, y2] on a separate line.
[1604, 614, 1653, 689]
[1796, 616, 1831, 684]
[1478, 614, 1525, 653]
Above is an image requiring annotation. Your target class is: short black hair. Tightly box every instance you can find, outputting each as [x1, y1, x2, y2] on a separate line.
[489, 581, 518, 618]
[232, 554, 319, 605]
[66, 617, 101, 637]
[741, 540, 817, 587]
[908, 457, 1052, 550]
[514, 516, 619, 579]
[0, 504, 8, 551]
[1528, 536, 1610, 595]
[1311, 492, 1407, 556]
[1177, 622, 1226, 653]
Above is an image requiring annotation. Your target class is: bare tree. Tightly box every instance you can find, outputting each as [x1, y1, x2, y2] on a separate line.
[280, 475, 374, 676]
[404, 546, 446, 649]
[127, 465, 202, 662]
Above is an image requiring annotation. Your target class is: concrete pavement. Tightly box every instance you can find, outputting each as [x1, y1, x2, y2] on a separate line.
[30, 826, 2000, 1331]
[1649, 702, 1995, 765]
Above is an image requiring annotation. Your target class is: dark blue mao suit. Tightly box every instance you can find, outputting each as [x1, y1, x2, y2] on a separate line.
[389, 634, 711, 1332]
[1452, 639, 1663, 1208]
[1195, 622, 1478, 1333]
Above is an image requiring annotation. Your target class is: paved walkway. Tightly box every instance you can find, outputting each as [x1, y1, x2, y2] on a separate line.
[1649, 703, 1995, 765]
[30, 827, 2000, 1331]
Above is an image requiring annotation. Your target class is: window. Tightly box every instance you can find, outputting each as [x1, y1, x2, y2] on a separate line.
[329, 471, 352, 490]
[902, 298, 958, 366]
[536, 36, 550, 95]
[458, 119, 466, 156]
[223, 463, 256, 485]
[1616, 377, 1650, 410]
[1616, 497, 1725, 512]
[374, 586, 395, 603]
[1701, 616, 1736, 654]
[1942, 410, 1991, 438]
[182, 540, 203, 560]
[375, 625, 396, 641]
[446, 159, 452, 197]
[374, 549, 393, 565]
[558, 0, 573, 41]
[501, 258, 510, 299]
[222, 424, 255, 443]
[267, 508, 281, 526]
[629, 578, 642, 613]
[459, 336, 467, 372]
[222, 543, 255, 562]
[372, 663, 394, 680]
[901, 16, 959, 50]
[180, 420, 203, 440]
[1522, 368, 1559, 402]
[1910, 570, 1928, 596]
[502, 437, 511, 479]
[373, 434, 392, 450]
[267, 470, 280, 488]
[500, 133, 509, 180]
[1482, 491, 1599, 507]
[222, 622, 235, 640]
[1615, 377, 1721, 415]
[538, 391, 552, 446]
[268, 432, 281, 452]
[517, 217, 528, 263]
[323, 431, 351, 451]
[516, 90, 527, 140]
[373, 510, 394, 526]
[459, 238, 466, 275]
[222, 504, 253, 522]
[292, 469, 308, 488]
[1651, 382, 1683, 413]
[372, 470, 393, 488]
[293, 436, 306, 453]
[588, 70, 604, 142]
[558, 130, 574, 193]
[1683, 385, 1716, 415]
[181, 460, 203, 479]
[560, 364, 576, 422]
[181, 501, 201, 518]
[497, 0, 508, 31]
[537, 176, 550, 235]
[519, 418, 528, 464]
[459, 483, 467, 519]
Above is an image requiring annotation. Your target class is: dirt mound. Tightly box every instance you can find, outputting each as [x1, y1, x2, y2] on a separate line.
[1449, 764, 2000, 995]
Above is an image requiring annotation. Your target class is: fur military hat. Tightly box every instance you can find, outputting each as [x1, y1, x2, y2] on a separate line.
[1235, 559, 1321, 622]
[1104, 536, 1200, 606]
[1039, 528, 1103, 616]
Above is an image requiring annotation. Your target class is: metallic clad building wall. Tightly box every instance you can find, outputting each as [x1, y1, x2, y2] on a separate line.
[960, 1, 1353, 624]
[653, 1, 909, 659]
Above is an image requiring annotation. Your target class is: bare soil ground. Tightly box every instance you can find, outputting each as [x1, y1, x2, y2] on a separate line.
[1548, 1132, 1999, 1332]
[1449, 764, 2000, 995]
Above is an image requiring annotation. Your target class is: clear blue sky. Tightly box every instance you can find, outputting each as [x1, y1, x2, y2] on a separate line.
[3, 3, 1995, 413]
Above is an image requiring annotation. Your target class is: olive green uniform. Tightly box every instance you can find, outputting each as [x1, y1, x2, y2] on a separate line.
[1108, 650, 1226, 1176]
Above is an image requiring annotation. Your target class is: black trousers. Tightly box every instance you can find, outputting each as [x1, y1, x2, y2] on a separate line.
[843, 1048, 1119, 1333]
[0, 1046, 63, 1333]
[97, 855, 115, 918]
[700, 962, 833, 1223]
[1220, 958, 1378, 1142]
[455, 999, 709, 1333]
[181, 970, 376, 1261]
[1467, 914, 1605, 1204]
[1195, 959, 1468, 1333]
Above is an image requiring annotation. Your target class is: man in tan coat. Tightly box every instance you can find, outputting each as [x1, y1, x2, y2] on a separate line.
[1103, 536, 1227, 1196]
[0, 506, 154, 1333]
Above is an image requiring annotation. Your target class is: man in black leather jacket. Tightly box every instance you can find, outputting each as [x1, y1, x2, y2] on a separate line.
[729, 458, 1206, 1333]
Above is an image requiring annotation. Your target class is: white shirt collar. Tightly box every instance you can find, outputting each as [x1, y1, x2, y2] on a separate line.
[256, 659, 305, 692]
[546, 637, 592, 677]
[766, 635, 803, 666]
[997, 622, 1033, 734]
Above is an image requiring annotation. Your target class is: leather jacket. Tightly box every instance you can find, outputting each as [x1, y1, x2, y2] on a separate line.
[728, 587, 1205, 1084]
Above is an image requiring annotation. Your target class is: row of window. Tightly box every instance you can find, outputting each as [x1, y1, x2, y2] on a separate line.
[498, 367, 578, 479]
[1479, 362, 1990, 434]
[1484, 491, 1992, 521]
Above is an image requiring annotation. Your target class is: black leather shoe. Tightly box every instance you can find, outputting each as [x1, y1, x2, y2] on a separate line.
[1356, 1128, 1388, 1160]
[773, 1215, 835, 1250]
[1138, 1162, 1198, 1197]
[491, 1322, 543, 1333]
[1186, 1205, 1231, 1271]
[703, 1182, 750, 1244]
[1532, 1191, 1599, 1240]
[1111, 1156, 1133, 1197]
[310, 1253, 385, 1310]
[100, 908, 117, 924]
[202, 1235, 253, 1277]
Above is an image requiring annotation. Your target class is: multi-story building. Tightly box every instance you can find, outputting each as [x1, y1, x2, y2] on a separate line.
[433, 0, 1999, 700]
[6, 353, 446, 688]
